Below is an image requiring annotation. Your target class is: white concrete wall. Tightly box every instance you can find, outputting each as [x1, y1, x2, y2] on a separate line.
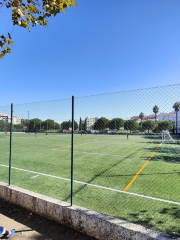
[0, 182, 178, 240]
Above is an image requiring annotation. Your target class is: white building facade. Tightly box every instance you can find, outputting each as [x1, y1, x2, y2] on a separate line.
[0, 112, 21, 124]
[158, 112, 175, 122]
[85, 116, 98, 129]
[0, 112, 9, 123]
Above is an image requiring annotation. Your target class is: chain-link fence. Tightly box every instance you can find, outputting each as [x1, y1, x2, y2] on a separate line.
[1, 84, 180, 236]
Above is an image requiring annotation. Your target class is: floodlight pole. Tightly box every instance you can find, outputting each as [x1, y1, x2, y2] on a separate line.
[71, 96, 74, 206]
[9, 103, 13, 185]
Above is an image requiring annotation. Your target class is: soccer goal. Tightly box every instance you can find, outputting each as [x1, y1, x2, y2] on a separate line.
[162, 130, 175, 143]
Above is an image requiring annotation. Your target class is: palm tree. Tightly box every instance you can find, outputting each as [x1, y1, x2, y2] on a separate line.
[153, 105, 159, 123]
[139, 112, 144, 133]
[173, 102, 180, 134]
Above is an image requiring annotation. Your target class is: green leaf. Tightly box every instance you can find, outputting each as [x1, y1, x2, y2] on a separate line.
[0, 41, 4, 48]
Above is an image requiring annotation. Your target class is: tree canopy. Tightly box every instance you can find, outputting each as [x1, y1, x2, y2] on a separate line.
[0, 120, 10, 131]
[0, 0, 77, 59]
[153, 105, 159, 122]
[108, 118, 124, 130]
[28, 118, 60, 131]
[139, 112, 144, 122]
[124, 120, 139, 133]
[94, 117, 109, 130]
[142, 120, 156, 133]
[172, 102, 180, 112]
[156, 120, 173, 132]
[61, 120, 78, 130]
[153, 105, 159, 114]
[29, 118, 42, 131]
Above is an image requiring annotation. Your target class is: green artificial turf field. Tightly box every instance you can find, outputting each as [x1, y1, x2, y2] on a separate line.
[1, 132, 180, 236]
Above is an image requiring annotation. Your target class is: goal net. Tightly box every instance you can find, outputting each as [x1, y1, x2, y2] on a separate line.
[162, 130, 175, 143]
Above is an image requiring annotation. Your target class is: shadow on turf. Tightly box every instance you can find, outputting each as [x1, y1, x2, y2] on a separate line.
[62, 145, 180, 238]
[63, 146, 180, 203]
[127, 207, 180, 237]
[99, 171, 180, 177]
[63, 151, 137, 202]
[145, 146, 180, 163]
[140, 135, 180, 144]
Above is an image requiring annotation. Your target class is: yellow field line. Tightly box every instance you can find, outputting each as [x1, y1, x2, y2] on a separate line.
[123, 144, 161, 192]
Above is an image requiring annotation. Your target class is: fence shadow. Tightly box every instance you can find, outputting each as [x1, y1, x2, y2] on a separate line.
[63, 151, 138, 202]
[125, 206, 180, 237]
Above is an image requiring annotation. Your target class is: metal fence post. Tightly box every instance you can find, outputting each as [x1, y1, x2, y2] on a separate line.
[71, 96, 74, 206]
[9, 103, 13, 185]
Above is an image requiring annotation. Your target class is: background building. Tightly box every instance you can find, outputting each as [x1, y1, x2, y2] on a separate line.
[0, 112, 21, 124]
[85, 116, 98, 129]
[131, 112, 175, 123]
[158, 112, 175, 122]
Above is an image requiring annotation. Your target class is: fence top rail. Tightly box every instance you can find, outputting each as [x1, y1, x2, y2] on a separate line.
[0, 83, 180, 107]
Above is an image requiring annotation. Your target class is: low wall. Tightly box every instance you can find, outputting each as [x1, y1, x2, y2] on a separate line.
[0, 182, 179, 240]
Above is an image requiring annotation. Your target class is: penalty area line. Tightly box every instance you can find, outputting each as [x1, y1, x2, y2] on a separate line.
[1, 160, 180, 206]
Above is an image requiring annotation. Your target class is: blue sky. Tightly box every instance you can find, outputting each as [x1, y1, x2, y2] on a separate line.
[1, 0, 180, 122]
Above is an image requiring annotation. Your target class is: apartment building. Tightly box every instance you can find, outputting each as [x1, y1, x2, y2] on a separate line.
[0, 112, 9, 123]
[0, 112, 21, 124]
[85, 116, 98, 129]
[158, 112, 175, 122]
[13, 116, 21, 124]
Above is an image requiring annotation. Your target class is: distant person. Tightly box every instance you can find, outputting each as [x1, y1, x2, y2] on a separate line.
[81, 131, 83, 136]
[0, 226, 15, 238]
[127, 133, 128, 140]
[5, 131, 7, 137]
[46, 132, 48, 138]
[35, 132, 37, 137]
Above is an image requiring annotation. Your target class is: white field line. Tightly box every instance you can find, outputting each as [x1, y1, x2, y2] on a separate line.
[52, 148, 148, 159]
[30, 175, 39, 178]
[0, 163, 180, 206]
[0, 164, 71, 182]
[74, 140, 109, 146]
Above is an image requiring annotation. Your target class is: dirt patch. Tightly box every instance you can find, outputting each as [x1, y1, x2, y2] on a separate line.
[0, 198, 98, 240]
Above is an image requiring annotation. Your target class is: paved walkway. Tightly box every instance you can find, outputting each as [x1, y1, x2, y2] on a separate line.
[0, 198, 97, 240]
